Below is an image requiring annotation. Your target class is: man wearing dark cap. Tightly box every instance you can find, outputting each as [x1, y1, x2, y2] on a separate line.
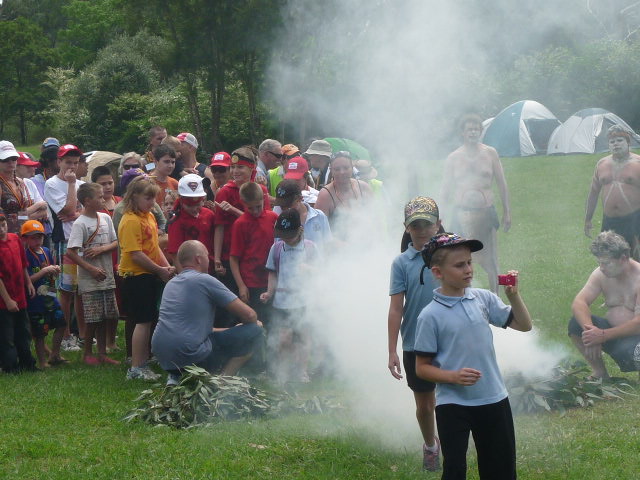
[585, 125, 640, 260]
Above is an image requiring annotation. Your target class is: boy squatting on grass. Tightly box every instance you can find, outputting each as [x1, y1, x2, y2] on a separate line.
[65, 183, 120, 366]
[387, 196, 442, 472]
[414, 233, 532, 480]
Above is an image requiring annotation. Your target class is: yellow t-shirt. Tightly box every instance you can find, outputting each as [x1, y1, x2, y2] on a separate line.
[118, 211, 162, 276]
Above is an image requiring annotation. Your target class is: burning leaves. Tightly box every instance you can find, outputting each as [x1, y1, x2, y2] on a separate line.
[124, 365, 344, 429]
[506, 360, 637, 416]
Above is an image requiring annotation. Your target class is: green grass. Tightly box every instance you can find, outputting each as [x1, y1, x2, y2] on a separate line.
[2, 152, 640, 479]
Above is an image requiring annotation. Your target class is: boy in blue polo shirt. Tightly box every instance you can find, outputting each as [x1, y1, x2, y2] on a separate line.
[387, 196, 442, 471]
[415, 232, 532, 480]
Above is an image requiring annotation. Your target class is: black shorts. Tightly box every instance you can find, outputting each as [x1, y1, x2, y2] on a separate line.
[568, 315, 640, 372]
[122, 274, 162, 324]
[29, 310, 67, 339]
[403, 351, 436, 393]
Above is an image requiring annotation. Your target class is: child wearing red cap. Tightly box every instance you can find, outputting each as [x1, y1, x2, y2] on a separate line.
[0, 208, 37, 372]
[44, 143, 86, 351]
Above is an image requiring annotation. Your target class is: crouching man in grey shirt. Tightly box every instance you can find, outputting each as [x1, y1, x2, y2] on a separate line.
[152, 240, 263, 381]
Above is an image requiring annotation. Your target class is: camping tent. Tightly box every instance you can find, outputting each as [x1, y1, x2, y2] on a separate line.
[82, 151, 122, 183]
[547, 108, 640, 154]
[481, 100, 561, 157]
[323, 138, 371, 160]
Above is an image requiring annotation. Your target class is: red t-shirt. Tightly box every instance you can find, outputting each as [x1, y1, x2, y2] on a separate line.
[167, 207, 216, 261]
[0, 233, 28, 310]
[230, 210, 278, 288]
[215, 181, 271, 261]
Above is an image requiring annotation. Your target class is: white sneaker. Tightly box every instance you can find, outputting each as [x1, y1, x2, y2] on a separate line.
[61, 336, 81, 352]
[126, 366, 161, 381]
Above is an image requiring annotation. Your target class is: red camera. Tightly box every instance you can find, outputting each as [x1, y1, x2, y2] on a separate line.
[497, 274, 518, 286]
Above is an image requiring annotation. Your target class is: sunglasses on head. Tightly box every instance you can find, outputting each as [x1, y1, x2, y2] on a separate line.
[123, 164, 139, 170]
[331, 150, 352, 160]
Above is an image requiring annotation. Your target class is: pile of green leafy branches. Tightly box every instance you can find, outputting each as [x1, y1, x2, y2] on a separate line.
[124, 366, 343, 429]
[506, 360, 637, 415]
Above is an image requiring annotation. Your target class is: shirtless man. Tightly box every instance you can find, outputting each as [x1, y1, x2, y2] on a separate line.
[441, 114, 511, 292]
[569, 231, 640, 379]
[584, 125, 640, 260]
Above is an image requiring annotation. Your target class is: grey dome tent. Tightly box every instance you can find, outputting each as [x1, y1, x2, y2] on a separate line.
[481, 100, 561, 157]
[547, 108, 640, 154]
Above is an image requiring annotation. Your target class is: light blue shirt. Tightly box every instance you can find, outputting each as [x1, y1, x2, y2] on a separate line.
[414, 288, 512, 407]
[273, 203, 332, 253]
[389, 243, 438, 351]
[265, 239, 318, 309]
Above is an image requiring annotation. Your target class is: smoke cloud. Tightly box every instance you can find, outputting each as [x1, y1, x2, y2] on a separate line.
[268, 0, 580, 449]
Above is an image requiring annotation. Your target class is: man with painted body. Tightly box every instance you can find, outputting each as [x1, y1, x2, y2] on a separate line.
[584, 125, 640, 260]
[569, 231, 640, 379]
[441, 114, 511, 293]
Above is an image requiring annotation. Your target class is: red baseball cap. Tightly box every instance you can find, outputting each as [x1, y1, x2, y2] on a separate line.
[17, 152, 39, 167]
[57, 144, 83, 158]
[284, 156, 309, 180]
[210, 151, 231, 168]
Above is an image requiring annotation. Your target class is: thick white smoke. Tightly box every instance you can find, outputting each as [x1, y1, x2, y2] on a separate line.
[269, 0, 581, 449]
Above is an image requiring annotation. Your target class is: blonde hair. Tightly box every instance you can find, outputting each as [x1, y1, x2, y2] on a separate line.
[239, 182, 263, 203]
[121, 176, 159, 214]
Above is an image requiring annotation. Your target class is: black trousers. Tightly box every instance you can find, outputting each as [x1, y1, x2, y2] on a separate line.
[436, 397, 516, 480]
[0, 309, 36, 373]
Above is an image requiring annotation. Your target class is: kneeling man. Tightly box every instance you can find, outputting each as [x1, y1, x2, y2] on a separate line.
[569, 231, 640, 379]
[152, 240, 263, 381]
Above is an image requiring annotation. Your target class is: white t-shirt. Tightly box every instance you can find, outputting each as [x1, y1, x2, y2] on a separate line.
[23, 178, 43, 203]
[44, 175, 85, 240]
[67, 212, 117, 294]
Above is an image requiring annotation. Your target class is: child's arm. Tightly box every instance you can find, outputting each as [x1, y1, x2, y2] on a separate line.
[387, 292, 404, 379]
[503, 271, 532, 332]
[229, 256, 249, 303]
[65, 248, 107, 281]
[130, 251, 173, 282]
[213, 224, 226, 276]
[415, 355, 482, 386]
[23, 268, 35, 299]
[0, 278, 18, 312]
[260, 271, 277, 303]
[84, 240, 117, 259]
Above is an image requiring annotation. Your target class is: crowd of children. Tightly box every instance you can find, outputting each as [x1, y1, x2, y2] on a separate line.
[0, 130, 534, 479]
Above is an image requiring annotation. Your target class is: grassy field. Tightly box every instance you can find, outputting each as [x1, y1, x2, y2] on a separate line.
[1, 152, 639, 479]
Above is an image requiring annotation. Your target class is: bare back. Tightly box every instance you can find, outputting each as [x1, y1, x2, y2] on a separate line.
[593, 153, 640, 217]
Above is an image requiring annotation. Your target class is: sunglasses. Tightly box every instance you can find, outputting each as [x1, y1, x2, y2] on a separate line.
[123, 164, 139, 170]
[331, 150, 352, 160]
[269, 151, 283, 159]
[0, 157, 17, 163]
[210, 166, 228, 173]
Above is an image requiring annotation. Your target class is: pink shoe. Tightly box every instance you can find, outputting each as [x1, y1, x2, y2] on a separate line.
[83, 356, 100, 366]
[423, 437, 441, 471]
[100, 356, 121, 365]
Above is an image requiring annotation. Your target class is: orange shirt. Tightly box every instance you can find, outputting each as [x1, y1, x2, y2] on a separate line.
[118, 211, 162, 276]
[154, 177, 178, 206]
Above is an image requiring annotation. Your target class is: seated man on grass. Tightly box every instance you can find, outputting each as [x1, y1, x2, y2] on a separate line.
[569, 230, 640, 379]
[151, 240, 263, 384]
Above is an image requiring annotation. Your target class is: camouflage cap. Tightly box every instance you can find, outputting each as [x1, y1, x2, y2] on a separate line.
[404, 196, 439, 227]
